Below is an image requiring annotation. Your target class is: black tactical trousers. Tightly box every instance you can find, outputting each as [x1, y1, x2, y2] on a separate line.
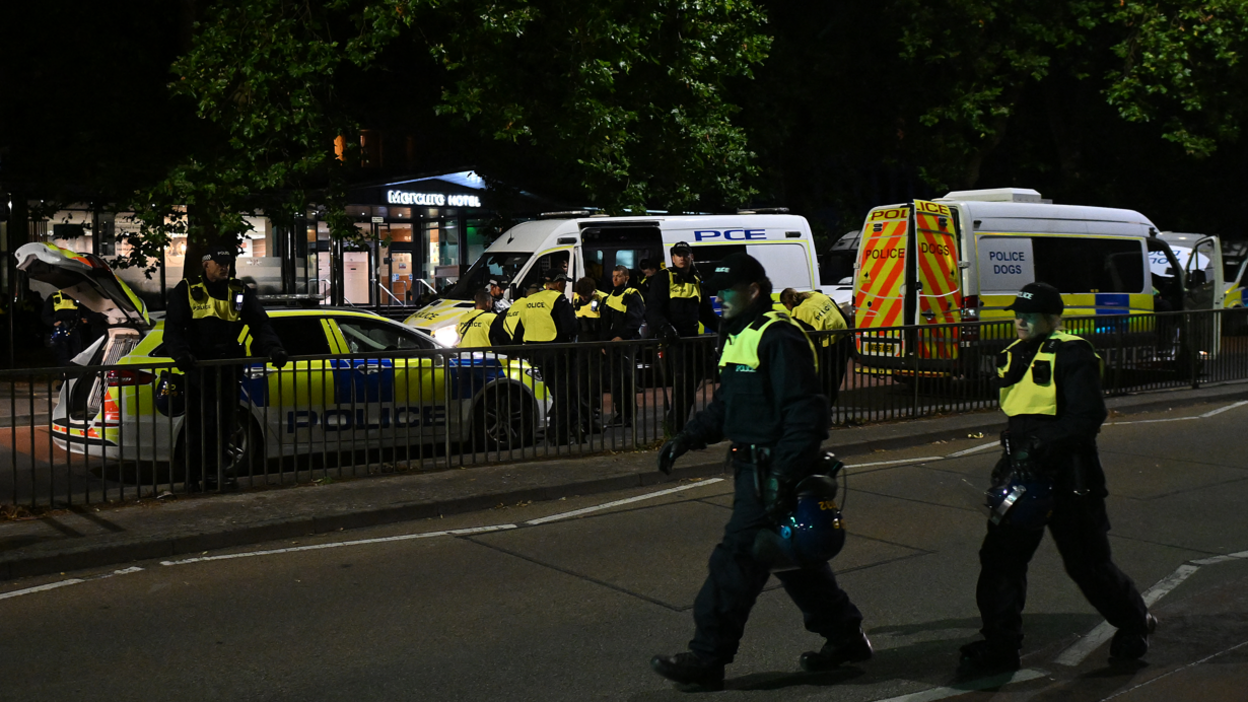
[663, 341, 706, 432]
[976, 489, 1149, 647]
[182, 364, 241, 487]
[532, 350, 581, 442]
[690, 463, 864, 663]
[606, 345, 636, 423]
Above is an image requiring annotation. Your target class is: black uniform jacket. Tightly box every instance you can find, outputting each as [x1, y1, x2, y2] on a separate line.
[604, 284, 645, 340]
[1002, 334, 1109, 496]
[645, 266, 721, 338]
[682, 301, 829, 482]
[163, 277, 283, 361]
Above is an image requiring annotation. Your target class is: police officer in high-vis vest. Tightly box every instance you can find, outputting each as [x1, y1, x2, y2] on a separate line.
[959, 282, 1154, 676]
[645, 241, 720, 432]
[43, 290, 86, 365]
[514, 270, 580, 442]
[457, 290, 497, 348]
[603, 265, 645, 427]
[650, 253, 870, 691]
[164, 247, 287, 491]
[781, 288, 854, 402]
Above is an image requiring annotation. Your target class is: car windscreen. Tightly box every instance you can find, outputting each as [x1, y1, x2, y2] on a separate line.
[441, 252, 532, 300]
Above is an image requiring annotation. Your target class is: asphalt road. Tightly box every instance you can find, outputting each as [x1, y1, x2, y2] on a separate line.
[3, 401, 1248, 701]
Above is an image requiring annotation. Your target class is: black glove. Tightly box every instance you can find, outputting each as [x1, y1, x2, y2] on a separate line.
[659, 324, 679, 345]
[762, 473, 795, 521]
[658, 433, 703, 475]
[174, 353, 197, 373]
[1009, 434, 1048, 480]
[270, 348, 289, 369]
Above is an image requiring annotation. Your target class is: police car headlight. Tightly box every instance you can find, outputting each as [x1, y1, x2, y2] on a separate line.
[525, 366, 543, 381]
[432, 325, 460, 347]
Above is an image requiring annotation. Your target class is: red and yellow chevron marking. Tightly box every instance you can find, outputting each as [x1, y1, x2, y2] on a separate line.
[855, 209, 909, 342]
[914, 203, 962, 359]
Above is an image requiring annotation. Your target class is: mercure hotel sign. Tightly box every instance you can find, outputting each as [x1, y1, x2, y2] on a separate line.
[386, 190, 481, 208]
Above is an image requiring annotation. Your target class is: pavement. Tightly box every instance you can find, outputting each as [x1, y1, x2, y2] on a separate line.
[2, 381, 1246, 582]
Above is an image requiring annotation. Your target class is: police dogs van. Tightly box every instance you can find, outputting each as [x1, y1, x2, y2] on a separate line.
[404, 210, 825, 345]
[851, 187, 1207, 377]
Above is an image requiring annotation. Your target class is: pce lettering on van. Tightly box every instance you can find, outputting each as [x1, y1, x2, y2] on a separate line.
[693, 229, 767, 242]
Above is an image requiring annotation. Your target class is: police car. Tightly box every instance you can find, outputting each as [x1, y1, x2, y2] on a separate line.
[15, 242, 551, 475]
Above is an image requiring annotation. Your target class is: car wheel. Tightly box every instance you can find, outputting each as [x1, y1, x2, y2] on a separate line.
[474, 386, 535, 451]
[224, 410, 264, 479]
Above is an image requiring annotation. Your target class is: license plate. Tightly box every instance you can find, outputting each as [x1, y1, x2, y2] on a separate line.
[863, 342, 897, 354]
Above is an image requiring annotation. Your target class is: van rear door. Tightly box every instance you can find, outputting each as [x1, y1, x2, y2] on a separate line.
[854, 201, 962, 367]
[855, 205, 910, 361]
[913, 200, 962, 361]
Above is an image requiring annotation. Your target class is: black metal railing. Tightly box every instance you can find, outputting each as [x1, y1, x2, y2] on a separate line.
[3, 308, 1246, 509]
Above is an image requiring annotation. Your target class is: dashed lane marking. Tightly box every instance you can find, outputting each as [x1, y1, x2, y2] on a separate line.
[524, 478, 725, 525]
[0, 566, 144, 601]
[873, 668, 1048, 702]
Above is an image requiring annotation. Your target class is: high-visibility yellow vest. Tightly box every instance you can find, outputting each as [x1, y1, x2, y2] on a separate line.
[719, 311, 818, 371]
[502, 304, 523, 339]
[998, 330, 1099, 416]
[576, 290, 608, 319]
[606, 287, 641, 314]
[456, 310, 497, 348]
[792, 291, 847, 346]
[52, 292, 77, 312]
[669, 269, 703, 301]
[518, 289, 563, 342]
[188, 278, 246, 322]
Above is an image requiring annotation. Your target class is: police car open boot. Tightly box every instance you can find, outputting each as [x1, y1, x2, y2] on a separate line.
[1109, 613, 1157, 662]
[650, 652, 725, 691]
[957, 640, 1020, 677]
[800, 629, 873, 672]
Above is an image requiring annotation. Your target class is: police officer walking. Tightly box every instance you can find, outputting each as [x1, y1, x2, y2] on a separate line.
[650, 253, 870, 691]
[602, 265, 645, 427]
[457, 290, 497, 348]
[163, 247, 287, 491]
[513, 270, 580, 442]
[645, 241, 720, 433]
[959, 282, 1154, 675]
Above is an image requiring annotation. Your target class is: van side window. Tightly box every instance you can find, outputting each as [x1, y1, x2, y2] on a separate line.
[1033, 238, 1145, 293]
[519, 251, 570, 292]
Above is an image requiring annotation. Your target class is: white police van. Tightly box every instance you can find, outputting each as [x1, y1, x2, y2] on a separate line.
[405, 210, 825, 344]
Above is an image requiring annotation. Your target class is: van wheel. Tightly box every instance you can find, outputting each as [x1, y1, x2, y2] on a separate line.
[474, 387, 535, 450]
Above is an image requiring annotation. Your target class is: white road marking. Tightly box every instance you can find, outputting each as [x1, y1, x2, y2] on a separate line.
[1099, 638, 1248, 701]
[849, 456, 945, 469]
[0, 578, 85, 600]
[1201, 400, 1248, 418]
[160, 524, 518, 566]
[1105, 399, 1248, 426]
[947, 441, 999, 458]
[160, 480, 731, 566]
[0, 565, 144, 601]
[523, 479, 725, 525]
[1055, 563, 1201, 667]
[873, 668, 1048, 702]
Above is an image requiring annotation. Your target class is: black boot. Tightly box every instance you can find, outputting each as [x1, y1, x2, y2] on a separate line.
[1109, 613, 1157, 661]
[957, 639, 1021, 676]
[800, 629, 873, 672]
[650, 652, 725, 691]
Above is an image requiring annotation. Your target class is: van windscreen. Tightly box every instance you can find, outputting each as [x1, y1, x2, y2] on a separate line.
[441, 252, 532, 300]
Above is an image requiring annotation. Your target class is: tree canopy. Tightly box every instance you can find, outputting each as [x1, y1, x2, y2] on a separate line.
[5, 0, 1248, 260]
